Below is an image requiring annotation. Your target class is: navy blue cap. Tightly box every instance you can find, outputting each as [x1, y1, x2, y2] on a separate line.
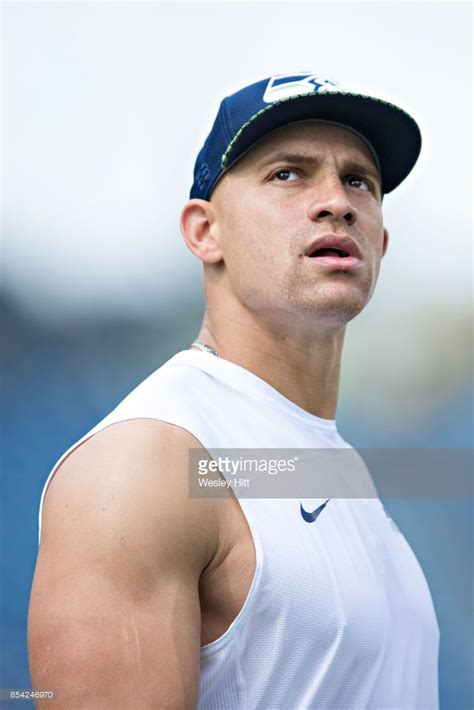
[190, 73, 421, 199]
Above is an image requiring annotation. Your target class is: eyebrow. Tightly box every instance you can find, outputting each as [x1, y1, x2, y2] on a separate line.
[257, 151, 381, 184]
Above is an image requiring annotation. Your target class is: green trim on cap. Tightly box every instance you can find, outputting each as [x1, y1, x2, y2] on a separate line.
[221, 90, 414, 168]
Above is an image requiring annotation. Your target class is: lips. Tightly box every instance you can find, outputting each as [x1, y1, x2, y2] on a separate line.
[304, 234, 363, 271]
[305, 234, 362, 260]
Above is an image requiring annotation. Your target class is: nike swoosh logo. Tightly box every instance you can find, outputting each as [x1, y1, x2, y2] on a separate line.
[300, 498, 330, 523]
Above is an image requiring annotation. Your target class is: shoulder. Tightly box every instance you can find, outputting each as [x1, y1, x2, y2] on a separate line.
[40, 418, 220, 583]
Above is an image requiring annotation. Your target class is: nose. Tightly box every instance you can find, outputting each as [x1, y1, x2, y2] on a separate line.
[306, 176, 357, 227]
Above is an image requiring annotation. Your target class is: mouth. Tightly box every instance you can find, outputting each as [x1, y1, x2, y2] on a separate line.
[309, 247, 351, 258]
[305, 235, 363, 270]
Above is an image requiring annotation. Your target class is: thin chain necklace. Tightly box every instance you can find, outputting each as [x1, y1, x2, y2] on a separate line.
[191, 339, 220, 357]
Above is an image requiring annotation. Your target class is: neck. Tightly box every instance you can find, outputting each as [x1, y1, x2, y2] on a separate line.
[195, 305, 346, 420]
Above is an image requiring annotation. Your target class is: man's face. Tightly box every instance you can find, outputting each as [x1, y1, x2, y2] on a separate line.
[209, 121, 388, 330]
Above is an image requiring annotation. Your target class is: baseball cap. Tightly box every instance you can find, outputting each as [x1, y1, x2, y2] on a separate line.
[190, 73, 421, 199]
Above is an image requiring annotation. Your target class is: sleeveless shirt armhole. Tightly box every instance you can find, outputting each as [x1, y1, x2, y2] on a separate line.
[200, 501, 264, 657]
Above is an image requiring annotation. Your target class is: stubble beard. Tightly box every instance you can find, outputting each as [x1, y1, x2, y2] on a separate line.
[282, 263, 377, 329]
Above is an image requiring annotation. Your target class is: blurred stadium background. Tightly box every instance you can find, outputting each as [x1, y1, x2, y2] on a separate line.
[1, 1, 472, 707]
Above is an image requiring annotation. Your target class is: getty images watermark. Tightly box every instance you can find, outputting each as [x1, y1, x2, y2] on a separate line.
[197, 454, 299, 490]
[188, 448, 473, 499]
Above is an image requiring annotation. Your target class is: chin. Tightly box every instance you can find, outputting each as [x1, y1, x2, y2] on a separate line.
[297, 285, 371, 324]
[315, 305, 365, 328]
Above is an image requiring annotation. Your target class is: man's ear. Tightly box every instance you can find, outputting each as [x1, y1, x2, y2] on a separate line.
[382, 228, 389, 257]
[180, 199, 223, 264]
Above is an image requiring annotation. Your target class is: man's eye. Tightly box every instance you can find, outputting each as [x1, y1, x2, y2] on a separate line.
[346, 175, 370, 191]
[271, 169, 300, 182]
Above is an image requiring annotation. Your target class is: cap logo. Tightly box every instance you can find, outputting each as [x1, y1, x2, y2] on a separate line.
[263, 73, 343, 104]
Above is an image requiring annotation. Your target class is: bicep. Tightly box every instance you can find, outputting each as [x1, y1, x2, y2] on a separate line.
[28, 420, 214, 709]
[29, 559, 201, 709]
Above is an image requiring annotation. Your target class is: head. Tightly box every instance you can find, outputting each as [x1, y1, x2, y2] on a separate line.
[180, 74, 421, 335]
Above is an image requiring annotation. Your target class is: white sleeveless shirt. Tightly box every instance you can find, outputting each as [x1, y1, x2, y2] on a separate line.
[38, 349, 440, 709]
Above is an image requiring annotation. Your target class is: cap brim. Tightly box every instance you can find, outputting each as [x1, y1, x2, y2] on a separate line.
[221, 91, 421, 194]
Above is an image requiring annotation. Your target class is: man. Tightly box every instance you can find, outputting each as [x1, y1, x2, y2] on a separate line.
[29, 73, 440, 709]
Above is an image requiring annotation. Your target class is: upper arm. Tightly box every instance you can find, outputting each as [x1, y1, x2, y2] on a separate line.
[28, 419, 218, 710]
